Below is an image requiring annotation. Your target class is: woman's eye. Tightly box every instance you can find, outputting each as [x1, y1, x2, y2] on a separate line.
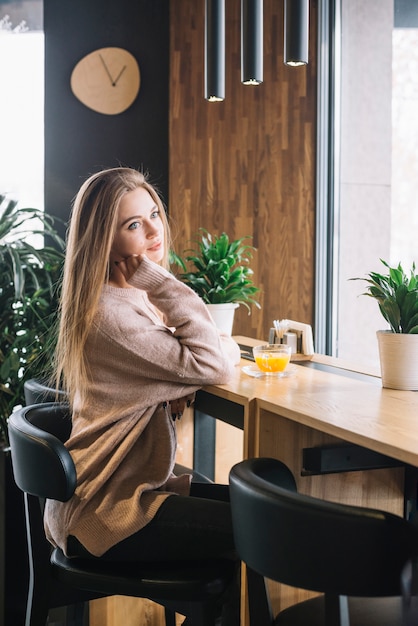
[128, 221, 141, 230]
[151, 210, 160, 219]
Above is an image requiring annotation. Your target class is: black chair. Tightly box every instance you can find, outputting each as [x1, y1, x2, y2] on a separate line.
[229, 457, 418, 626]
[24, 378, 68, 406]
[23, 377, 212, 484]
[8, 402, 236, 626]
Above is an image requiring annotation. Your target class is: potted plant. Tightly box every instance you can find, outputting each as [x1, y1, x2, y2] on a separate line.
[0, 193, 64, 624]
[352, 259, 418, 390]
[0, 194, 64, 440]
[171, 229, 260, 334]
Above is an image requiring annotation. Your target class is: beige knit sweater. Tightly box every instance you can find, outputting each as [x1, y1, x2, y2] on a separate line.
[44, 257, 240, 557]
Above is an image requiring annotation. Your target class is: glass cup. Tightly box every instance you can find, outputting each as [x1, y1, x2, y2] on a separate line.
[252, 344, 292, 376]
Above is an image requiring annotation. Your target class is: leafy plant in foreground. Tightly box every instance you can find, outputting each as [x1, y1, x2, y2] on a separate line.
[0, 194, 64, 443]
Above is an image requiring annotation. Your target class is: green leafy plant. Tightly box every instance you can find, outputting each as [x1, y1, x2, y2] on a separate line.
[171, 229, 260, 312]
[0, 194, 64, 444]
[352, 259, 418, 334]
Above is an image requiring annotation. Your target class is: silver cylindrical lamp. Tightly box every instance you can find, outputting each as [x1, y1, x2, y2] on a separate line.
[205, 0, 225, 101]
[284, 0, 309, 66]
[241, 0, 263, 85]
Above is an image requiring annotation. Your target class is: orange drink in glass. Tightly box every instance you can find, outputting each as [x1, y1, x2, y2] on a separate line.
[253, 344, 292, 376]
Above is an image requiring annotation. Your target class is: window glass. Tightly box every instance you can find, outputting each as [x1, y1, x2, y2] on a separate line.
[0, 4, 44, 211]
[335, 0, 418, 368]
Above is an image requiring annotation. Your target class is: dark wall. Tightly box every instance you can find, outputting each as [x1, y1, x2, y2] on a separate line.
[44, 0, 169, 234]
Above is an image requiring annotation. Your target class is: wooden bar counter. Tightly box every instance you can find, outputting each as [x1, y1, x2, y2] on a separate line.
[204, 336, 418, 469]
[91, 336, 418, 624]
[198, 336, 418, 617]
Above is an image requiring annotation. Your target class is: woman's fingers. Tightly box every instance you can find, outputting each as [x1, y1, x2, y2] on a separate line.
[168, 394, 195, 420]
[115, 254, 142, 280]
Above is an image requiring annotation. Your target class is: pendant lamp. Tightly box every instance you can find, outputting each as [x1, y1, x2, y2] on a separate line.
[205, 0, 225, 101]
[241, 0, 263, 85]
[284, 0, 309, 66]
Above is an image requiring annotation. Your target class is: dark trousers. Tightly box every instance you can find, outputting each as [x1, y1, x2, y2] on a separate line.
[68, 482, 241, 625]
[99, 482, 237, 562]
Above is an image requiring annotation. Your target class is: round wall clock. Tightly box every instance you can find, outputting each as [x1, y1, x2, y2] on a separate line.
[70, 47, 141, 115]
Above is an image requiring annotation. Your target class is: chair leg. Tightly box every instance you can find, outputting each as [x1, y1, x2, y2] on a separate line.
[24, 494, 52, 626]
[164, 607, 177, 626]
[25, 583, 50, 626]
[402, 557, 418, 626]
[324, 594, 349, 626]
[246, 567, 273, 626]
[69, 602, 87, 626]
[186, 602, 220, 626]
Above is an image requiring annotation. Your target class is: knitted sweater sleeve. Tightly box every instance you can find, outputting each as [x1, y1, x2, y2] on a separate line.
[90, 256, 241, 404]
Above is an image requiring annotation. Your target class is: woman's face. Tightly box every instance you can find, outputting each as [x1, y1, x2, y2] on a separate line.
[110, 187, 165, 264]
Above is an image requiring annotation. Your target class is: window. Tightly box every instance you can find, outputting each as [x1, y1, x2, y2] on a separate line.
[316, 0, 418, 368]
[0, 6, 44, 211]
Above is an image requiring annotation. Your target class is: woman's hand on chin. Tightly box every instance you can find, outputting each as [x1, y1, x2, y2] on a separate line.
[110, 254, 143, 285]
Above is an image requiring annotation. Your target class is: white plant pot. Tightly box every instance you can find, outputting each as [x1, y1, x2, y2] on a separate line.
[206, 303, 239, 336]
[376, 330, 418, 390]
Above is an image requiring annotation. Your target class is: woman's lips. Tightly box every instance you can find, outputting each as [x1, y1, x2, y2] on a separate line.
[147, 241, 162, 251]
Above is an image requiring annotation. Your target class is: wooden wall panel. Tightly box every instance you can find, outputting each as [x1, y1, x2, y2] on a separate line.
[169, 0, 317, 341]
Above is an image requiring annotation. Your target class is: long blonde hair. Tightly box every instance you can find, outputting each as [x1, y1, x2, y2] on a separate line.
[54, 167, 171, 406]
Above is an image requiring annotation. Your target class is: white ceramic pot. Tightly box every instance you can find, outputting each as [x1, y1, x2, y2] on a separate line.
[376, 330, 418, 390]
[206, 303, 239, 336]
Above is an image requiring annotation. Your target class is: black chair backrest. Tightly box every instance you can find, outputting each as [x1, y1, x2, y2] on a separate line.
[8, 403, 76, 501]
[229, 457, 418, 598]
[24, 378, 67, 406]
[7, 403, 114, 620]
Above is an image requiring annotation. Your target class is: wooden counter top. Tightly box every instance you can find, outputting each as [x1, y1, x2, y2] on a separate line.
[201, 336, 418, 468]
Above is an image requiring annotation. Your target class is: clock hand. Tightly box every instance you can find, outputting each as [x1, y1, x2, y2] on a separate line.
[113, 65, 127, 86]
[99, 54, 115, 85]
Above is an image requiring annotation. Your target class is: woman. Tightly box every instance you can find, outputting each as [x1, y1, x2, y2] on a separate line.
[44, 167, 242, 623]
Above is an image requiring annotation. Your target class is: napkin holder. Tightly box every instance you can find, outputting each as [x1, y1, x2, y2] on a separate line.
[269, 319, 314, 356]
